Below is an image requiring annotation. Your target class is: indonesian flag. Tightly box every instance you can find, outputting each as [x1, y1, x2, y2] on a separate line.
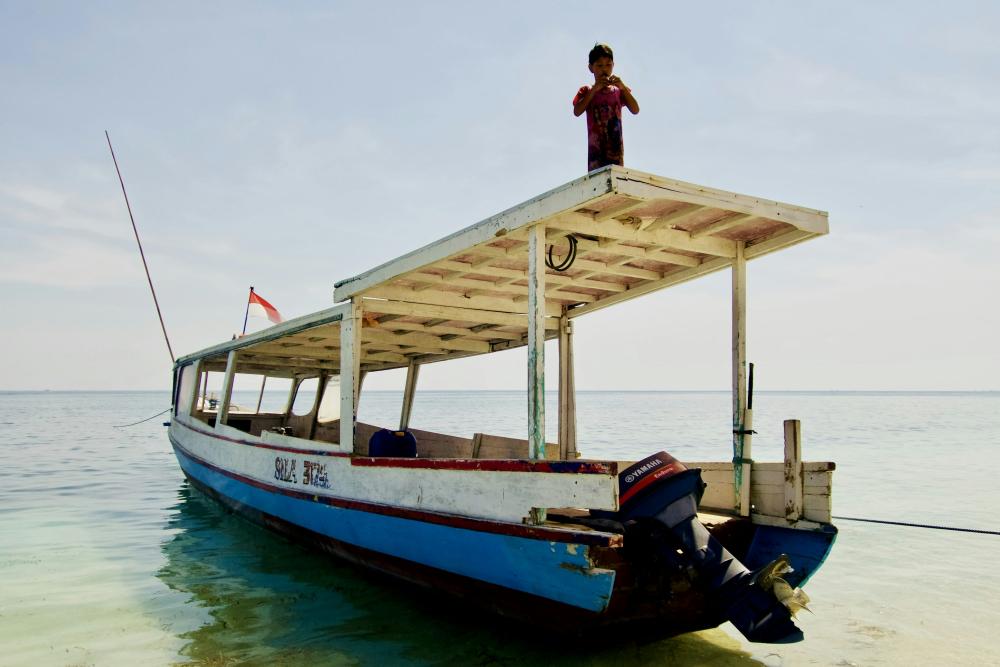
[248, 290, 283, 324]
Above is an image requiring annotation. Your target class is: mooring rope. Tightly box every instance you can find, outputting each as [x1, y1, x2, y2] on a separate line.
[113, 407, 171, 429]
[833, 515, 1000, 536]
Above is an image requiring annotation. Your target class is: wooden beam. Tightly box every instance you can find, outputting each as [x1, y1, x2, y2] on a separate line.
[361, 298, 559, 330]
[593, 197, 645, 222]
[732, 241, 749, 516]
[184, 359, 203, 416]
[239, 354, 340, 372]
[567, 256, 731, 318]
[558, 313, 577, 459]
[612, 170, 829, 234]
[377, 319, 522, 341]
[362, 341, 448, 355]
[692, 213, 755, 239]
[639, 204, 705, 231]
[362, 326, 490, 354]
[334, 170, 616, 302]
[564, 234, 701, 268]
[548, 212, 736, 257]
[217, 351, 238, 427]
[362, 285, 563, 317]
[527, 224, 546, 465]
[744, 229, 817, 260]
[408, 272, 612, 302]
[783, 420, 804, 521]
[434, 259, 629, 294]
[400, 360, 420, 431]
[339, 300, 361, 453]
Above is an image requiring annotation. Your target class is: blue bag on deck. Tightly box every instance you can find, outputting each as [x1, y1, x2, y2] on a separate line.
[369, 429, 417, 457]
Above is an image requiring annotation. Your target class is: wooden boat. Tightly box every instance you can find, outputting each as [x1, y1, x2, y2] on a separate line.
[168, 166, 836, 642]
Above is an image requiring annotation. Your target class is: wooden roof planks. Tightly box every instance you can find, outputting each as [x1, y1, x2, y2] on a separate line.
[179, 165, 828, 376]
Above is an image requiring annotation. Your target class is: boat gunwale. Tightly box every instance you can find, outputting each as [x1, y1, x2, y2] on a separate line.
[170, 432, 623, 547]
[172, 417, 617, 475]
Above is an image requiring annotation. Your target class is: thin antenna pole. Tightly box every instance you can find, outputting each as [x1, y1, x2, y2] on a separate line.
[242, 286, 254, 336]
[105, 130, 175, 363]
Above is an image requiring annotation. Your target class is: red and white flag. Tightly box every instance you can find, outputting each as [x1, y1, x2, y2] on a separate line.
[247, 290, 283, 324]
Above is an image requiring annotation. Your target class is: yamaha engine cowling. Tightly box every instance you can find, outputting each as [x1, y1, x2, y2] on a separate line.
[614, 452, 803, 644]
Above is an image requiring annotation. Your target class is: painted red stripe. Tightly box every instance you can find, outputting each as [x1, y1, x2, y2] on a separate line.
[619, 463, 685, 505]
[173, 418, 615, 475]
[351, 456, 615, 474]
[170, 436, 622, 548]
[174, 418, 350, 457]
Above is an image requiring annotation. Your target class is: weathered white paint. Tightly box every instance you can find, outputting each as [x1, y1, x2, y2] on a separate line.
[334, 170, 617, 302]
[567, 256, 731, 319]
[217, 351, 238, 427]
[732, 241, 749, 516]
[784, 420, 804, 521]
[558, 313, 577, 459]
[527, 224, 546, 462]
[547, 212, 736, 258]
[362, 285, 563, 318]
[339, 300, 361, 453]
[178, 359, 200, 417]
[171, 415, 619, 523]
[610, 168, 829, 234]
[685, 461, 834, 524]
[260, 427, 346, 453]
[361, 298, 560, 330]
[400, 360, 419, 430]
[175, 303, 348, 367]
[691, 213, 755, 239]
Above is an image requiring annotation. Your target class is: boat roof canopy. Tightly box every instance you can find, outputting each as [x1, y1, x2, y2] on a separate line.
[179, 166, 828, 376]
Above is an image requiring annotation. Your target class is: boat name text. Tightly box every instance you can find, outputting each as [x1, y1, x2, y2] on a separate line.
[274, 456, 298, 483]
[303, 460, 330, 489]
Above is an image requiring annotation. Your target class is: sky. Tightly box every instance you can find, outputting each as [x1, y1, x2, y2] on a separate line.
[1, 1, 998, 391]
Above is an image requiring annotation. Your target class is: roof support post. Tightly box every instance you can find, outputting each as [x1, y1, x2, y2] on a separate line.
[527, 223, 546, 461]
[399, 360, 420, 431]
[558, 311, 577, 459]
[340, 299, 362, 453]
[217, 350, 238, 427]
[731, 241, 751, 516]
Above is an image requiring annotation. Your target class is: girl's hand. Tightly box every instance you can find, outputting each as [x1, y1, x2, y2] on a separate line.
[609, 75, 631, 92]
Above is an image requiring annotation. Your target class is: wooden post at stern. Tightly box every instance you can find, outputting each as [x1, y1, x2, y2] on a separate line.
[527, 224, 546, 465]
[784, 419, 804, 521]
[339, 300, 362, 453]
[731, 241, 751, 516]
[217, 351, 238, 427]
[558, 311, 577, 459]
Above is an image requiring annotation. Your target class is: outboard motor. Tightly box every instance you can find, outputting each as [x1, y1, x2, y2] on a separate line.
[614, 452, 803, 643]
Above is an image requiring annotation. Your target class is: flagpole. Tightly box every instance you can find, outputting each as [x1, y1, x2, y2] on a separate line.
[242, 286, 254, 336]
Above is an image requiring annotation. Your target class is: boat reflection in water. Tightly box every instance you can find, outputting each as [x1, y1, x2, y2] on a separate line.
[157, 482, 766, 666]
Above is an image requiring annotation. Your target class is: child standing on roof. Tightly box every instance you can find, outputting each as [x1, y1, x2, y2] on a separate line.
[573, 43, 640, 172]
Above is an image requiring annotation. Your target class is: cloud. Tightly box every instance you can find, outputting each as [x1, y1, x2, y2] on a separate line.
[0, 182, 123, 240]
[0, 235, 140, 288]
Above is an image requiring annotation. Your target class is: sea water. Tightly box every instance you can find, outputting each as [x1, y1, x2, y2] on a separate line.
[1, 390, 998, 666]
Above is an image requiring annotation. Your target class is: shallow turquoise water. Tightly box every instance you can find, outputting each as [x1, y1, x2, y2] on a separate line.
[1, 390, 998, 666]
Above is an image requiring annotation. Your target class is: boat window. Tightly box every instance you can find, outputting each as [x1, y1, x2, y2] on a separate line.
[198, 371, 227, 412]
[255, 376, 294, 414]
[317, 376, 340, 423]
[291, 377, 320, 416]
[175, 363, 197, 416]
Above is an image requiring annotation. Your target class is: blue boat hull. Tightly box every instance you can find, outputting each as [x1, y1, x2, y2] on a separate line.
[172, 442, 619, 615]
[171, 438, 835, 638]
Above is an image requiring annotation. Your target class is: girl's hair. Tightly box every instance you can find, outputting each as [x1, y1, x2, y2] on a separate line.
[589, 43, 614, 65]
